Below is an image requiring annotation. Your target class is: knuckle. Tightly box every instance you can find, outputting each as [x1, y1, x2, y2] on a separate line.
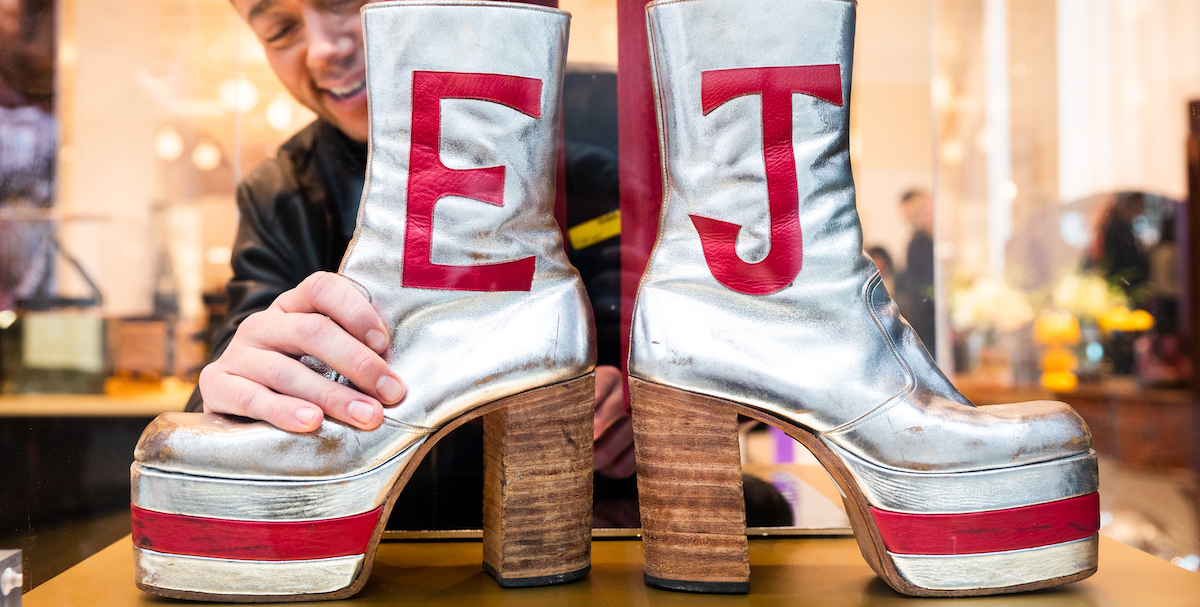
[296, 314, 332, 343]
[349, 350, 377, 379]
[263, 358, 290, 388]
[238, 311, 268, 336]
[234, 384, 259, 414]
[318, 385, 343, 410]
[303, 272, 336, 302]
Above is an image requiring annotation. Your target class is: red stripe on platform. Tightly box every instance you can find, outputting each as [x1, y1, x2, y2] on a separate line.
[130, 505, 381, 561]
[872, 492, 1099, 555]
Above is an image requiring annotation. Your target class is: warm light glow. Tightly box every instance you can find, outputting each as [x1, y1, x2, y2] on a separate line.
[59, 42, 77, 66]
[192, 139, 223, 171]
[218, 74, 259, 114]
[1002, 180, 1018, 202]
[1040, 370, 1078, 392]
[154, 126, 184, 161]
[940, 139, 964, 164]
[0, 310, 16, 330]
[266, 95, 294, 132]
[1033, 311, 1081, 345]
[1098, 306, 1155, 333]
[974, 127, 991, 153]
[933, 73, 954, 109]
[206, 246, 232, 265]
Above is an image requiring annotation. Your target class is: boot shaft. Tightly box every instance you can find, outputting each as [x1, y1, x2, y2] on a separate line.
[345, 1, 594, 430]
[647, 0, 862, 293]
[631, 0, 944, 431]
[354, 1, 570, 287]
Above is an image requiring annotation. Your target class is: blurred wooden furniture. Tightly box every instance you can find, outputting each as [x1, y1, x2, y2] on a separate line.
[956, 377, 1198, 470]
[0, 385, 189, 417]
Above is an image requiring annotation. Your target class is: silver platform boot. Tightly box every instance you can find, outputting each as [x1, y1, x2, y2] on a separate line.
[131, 1, 595, 601]
[629, 0, 1097, 596]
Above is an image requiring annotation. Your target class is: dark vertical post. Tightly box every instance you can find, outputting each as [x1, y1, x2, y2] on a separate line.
[617, 0, 662, 386]
[1187, 100, 1200, 470]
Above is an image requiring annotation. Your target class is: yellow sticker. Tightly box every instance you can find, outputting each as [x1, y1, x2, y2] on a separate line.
[567, 209, 622, 250]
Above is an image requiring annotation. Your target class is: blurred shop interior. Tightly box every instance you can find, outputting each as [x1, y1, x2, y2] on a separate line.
[1, 0, 1199, 591]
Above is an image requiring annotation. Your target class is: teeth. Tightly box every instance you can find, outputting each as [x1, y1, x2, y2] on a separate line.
[328, 80, 365, 99]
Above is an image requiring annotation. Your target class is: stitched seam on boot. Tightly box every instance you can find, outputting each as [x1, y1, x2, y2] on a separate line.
[381, 418, 435, 433]
[821, 272, 915, 438]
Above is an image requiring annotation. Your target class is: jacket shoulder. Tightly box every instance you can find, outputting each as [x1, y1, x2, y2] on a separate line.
[238, 121, 323, 209]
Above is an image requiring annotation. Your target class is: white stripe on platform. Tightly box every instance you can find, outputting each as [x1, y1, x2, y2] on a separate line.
[134, 547, 364, 596]
[889, 535, 1098, 591]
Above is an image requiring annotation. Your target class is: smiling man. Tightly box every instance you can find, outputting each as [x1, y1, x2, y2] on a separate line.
[189, 0, 635, 504]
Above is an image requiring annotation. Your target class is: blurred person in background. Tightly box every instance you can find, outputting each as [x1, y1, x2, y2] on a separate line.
[1087, 192, 1149, 305]
[895, 188, 936, 347]
[0, 0, 55, 312]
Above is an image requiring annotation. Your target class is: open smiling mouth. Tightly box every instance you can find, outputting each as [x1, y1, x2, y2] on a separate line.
[326, 79, 366, 100]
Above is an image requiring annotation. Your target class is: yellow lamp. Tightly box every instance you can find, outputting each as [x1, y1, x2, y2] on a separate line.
[1041, 370, 1079, 392]
[1034, 311, 1081, 345]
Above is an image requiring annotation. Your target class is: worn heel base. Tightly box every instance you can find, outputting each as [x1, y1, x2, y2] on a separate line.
[482, 373, 594, 585]
[631, 378, 750, 590]
[644, 573, 750, 594]
[483, 562, 591, 588]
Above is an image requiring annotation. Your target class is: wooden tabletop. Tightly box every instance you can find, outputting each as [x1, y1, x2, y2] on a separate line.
[0, 385, 190, 417]
[25, 535, 1200, 606]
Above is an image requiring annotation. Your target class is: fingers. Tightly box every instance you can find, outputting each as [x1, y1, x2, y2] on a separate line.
[198, 272, 406, 433]
[593, 365, 625, 438]
[592, 366, 635, 479]
[274, 272, 391, 354]
[201, 348, 386, 432]
[594, 420, 636, 479]
[239, 310, 404, 405]
[200, 365, 324, 433]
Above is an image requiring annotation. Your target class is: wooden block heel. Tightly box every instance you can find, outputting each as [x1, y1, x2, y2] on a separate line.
[482, 372, 595, 587]
[630, 377, 750, 594]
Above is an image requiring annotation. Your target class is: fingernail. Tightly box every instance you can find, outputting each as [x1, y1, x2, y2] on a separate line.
[296, 408, 321, 427]
[348, 401, 376, 425]
[366, 328, 388, 352]
[377, 375, 404, 403]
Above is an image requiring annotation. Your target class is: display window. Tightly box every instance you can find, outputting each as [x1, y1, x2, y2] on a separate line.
[0, 0, 1196, 600]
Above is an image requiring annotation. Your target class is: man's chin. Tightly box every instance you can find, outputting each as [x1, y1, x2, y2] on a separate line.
[333, 120, 370, 143]
[316, 110, 369, 143]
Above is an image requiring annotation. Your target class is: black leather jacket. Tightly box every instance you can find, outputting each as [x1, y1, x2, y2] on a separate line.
[185, 120, 367, 412]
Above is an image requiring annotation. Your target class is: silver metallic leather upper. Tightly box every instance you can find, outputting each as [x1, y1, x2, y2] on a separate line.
[629, 0, 1090, 474]
[136, 1, 594, 480]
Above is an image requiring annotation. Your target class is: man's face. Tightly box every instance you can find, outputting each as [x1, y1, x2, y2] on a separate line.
[901, 192, 935, 236]
[233, 0, 372, 142]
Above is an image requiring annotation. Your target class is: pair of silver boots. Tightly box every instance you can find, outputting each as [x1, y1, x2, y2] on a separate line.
[130, 0, 1099, 601]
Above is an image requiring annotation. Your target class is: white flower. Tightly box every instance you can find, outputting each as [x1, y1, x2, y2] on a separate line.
[950, 277, 1034, 333]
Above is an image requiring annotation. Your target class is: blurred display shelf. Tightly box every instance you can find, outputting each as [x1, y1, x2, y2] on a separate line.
[956, 376, 1199, 470]
[0, 382, 190, 417]
[25, 534, 1200, 606]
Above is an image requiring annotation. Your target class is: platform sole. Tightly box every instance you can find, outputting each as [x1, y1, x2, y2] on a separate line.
[630, 377, 1100, 596]
[132, 373, 594, 601]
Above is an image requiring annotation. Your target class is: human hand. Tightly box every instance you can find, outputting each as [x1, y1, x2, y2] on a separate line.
[199, 272, 405, 433]
[593, 365, 635, 479]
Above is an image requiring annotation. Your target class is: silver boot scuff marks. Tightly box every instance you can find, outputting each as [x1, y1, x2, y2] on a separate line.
[629, 0, 1098, 596]
[132, 1, 596, 601]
